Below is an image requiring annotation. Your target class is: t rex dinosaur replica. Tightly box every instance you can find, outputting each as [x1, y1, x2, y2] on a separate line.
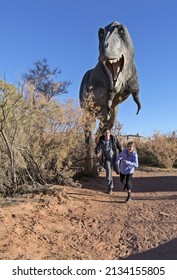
[79, 21, 141, 174]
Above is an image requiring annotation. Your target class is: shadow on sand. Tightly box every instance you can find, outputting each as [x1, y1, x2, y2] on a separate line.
[79, 174, 177, 193]
[122, 238, 177, 260]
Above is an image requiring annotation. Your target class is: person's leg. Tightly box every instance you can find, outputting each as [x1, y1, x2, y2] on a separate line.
[120, 172, 126, 184]
[125, 174, 133, 202]
[120, 173, 127, 190]
[105, 160, 113, 193]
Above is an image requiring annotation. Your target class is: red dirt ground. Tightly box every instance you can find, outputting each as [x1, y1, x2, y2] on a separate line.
[0, 167, 177, 260]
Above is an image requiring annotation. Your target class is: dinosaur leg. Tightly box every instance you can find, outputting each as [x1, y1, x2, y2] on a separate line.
[107, 106, 118, 129]
[98, 106, 118, 135]
[83, 112, 98, 176]
[107, 92, 116, 120]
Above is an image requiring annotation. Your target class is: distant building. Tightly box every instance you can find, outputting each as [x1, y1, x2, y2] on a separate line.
[119, 133, 148, 143]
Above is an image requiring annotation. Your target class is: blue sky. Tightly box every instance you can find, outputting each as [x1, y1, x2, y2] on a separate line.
[0, 0, 177, 137]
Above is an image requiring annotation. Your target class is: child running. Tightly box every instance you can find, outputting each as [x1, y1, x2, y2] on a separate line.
[116, 141, 138, 203]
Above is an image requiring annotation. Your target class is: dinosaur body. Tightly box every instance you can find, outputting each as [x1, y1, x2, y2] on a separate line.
[80, 21, 141, 132]
[79, 21, 141, 174]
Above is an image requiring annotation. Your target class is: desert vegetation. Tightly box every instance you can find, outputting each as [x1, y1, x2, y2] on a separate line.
[134, 132, 177, 169]
[0, 59, 177, 197]
[0, 59, 86, 197]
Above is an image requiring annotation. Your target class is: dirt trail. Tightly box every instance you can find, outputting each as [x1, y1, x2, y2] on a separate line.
[0, 168, 177, 260]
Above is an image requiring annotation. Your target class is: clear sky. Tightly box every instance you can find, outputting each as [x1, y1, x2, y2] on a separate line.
[0, 0, 177, 137]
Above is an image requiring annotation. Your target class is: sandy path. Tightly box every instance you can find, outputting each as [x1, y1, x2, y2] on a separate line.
[0, 168, 177, 260]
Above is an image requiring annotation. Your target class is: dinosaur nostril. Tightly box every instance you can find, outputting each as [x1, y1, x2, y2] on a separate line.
[104, 42, 108, 49]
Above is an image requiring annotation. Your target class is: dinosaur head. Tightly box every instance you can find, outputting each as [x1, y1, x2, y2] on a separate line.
[98, 21, 134, 92]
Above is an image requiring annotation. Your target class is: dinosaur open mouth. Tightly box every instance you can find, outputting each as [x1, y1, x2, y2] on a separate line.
[104, 55, 124, 83]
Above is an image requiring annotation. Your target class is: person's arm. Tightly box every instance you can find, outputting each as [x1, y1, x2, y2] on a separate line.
[95, 140, 102, 157]
[116, 150, 123, 164]
[124, 153, 139, 168]
[115, 138, 122, 153]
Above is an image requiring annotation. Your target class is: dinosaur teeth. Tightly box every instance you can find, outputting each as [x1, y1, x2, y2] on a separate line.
[104, 55, 124, 84]
[113, 65, 120, 80]
[109, 56, 123, 64]
[117, 66, 120, 73]
[109, 59, 118, 64]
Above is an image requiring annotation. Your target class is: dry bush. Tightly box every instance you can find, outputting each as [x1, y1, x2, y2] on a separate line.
[136, 141, 157, 166]
[111, 120, 123, 137]
[80, 92, 101, 142]
[0, 80, 86, 196]
[0, 80, 28, 195]
[136, 132, 177, 169]
[148, 132, 177, 168]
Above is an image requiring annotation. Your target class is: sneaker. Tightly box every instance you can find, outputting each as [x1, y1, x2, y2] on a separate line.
[125, 195, 132, 203]
[123, 185, 128, 191]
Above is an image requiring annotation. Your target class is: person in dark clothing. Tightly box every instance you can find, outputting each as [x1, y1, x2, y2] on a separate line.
[95, 129, 122, 194]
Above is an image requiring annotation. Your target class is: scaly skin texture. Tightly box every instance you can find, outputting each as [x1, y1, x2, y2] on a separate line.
[79, 21, 141, 174]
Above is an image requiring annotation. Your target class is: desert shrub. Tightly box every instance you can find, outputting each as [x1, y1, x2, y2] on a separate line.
[136, 132, 177, 168]
[0, 80, 86, 196]
[136, 141, 158, 166]
[173, 159, 177, 168]
[148, 132, 177, 168]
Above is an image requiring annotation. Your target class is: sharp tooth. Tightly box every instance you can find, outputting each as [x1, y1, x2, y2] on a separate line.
[109, 59, 118, 64]
[117, 55, 123, 61]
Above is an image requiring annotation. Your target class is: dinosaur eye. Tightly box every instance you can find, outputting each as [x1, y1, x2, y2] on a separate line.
[98, 28, 105, 39]
[118, 27, 124, 35]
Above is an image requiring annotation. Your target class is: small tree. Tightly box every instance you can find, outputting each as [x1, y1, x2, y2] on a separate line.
[23, 58, 71, 102]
